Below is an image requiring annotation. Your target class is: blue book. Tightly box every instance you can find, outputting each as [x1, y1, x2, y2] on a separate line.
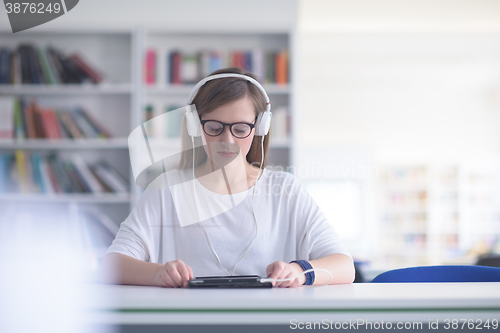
[0, 154, 6, 193]
[31, 153, 45, 193]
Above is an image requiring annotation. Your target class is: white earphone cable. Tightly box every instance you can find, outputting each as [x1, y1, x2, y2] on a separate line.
[260, 268, 334, 286]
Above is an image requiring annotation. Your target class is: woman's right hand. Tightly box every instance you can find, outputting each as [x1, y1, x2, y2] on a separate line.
[155, 259, 194, 288]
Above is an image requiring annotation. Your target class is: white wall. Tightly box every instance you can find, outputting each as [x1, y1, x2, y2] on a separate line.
[0, 0, 297, 32]
[296, 0, 500, 166]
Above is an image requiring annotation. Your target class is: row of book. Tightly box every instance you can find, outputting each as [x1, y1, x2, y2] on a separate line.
[0, 97, 111, 139]
[144, 49, 289, 85]
[0, 44, 103, 85]
[0, 151, 128, 194]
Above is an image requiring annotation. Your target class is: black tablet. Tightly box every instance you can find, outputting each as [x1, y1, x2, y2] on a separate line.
[187, 275, 273, 288]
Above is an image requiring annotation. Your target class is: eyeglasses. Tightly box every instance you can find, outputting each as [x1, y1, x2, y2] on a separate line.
[200, 119, 256, 139]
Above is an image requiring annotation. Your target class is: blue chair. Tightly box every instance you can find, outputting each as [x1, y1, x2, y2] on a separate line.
[371, 265, 500, 283]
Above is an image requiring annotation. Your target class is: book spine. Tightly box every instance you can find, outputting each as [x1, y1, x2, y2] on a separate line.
[77, 108, 111, 138]
[61, 158, 88, 193]
[275, 49, 288, 85]
[48, 154, 73, 193]
[70, 155, 104, 193]
[32, 104, 46, 138]
[93, 162, 128, 193]
[36, 46, 55, 85]
[70, 54, 103, 84]
[15, 150, 28, 193]
[0, 97, 14, 139]
[145, 49, 156, 85]
[59, 110, 83, 139]
[44, 155, 61, 193]
[28, 45, 45, 84]
[0, 154, 6, 193]
[69, 108, 97, 138]
[30, 153, 42, 193]
[38, 155, 54, 194]
[40, 109, 54, 139]
[47, 47, 69, 84]
[19, 45, 32, 84]
[24, 101, 37, 139]
[0, 48, 9, 84]
[43, 47, 61, 84]
[13, 98, 25, 139]
[171, 51, 181, 84]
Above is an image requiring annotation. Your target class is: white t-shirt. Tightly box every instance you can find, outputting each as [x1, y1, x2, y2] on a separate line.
[106, 168, 351, 277]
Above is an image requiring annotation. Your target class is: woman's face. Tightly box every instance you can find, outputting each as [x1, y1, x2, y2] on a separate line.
[200, 96, 256, 169]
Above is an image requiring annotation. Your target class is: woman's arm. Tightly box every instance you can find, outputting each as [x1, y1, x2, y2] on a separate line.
[267, 254, 355, 287]
[99, 253, 193, 287]
[99, 253, 163, 286]
[309, 253, 355, 285]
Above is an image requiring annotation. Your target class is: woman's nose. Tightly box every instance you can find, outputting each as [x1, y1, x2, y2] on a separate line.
[220, 126, 234, 143]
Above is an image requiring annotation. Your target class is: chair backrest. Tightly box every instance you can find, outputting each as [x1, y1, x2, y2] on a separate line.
[476, 256, 500, 268]
[371, 265, 500, 283]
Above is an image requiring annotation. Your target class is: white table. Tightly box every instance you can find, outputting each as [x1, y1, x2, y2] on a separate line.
[87, 282, 500, 329]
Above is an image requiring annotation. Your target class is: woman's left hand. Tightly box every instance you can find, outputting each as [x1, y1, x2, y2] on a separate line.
[266, 261, 306, 288]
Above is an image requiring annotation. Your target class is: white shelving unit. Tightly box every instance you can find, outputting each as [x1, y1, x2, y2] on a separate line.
[0, 27, 296, 229]
[0, 29, 138, 226]
[377, 163, 500, 268]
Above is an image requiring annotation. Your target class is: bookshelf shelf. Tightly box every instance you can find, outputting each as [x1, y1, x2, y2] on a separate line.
[0, 193, 131, 203]
[0, 84, 133, 95]
[0, 28, 296, 254]
[0, 138, 129, 150]
[144, 84, 291, 96]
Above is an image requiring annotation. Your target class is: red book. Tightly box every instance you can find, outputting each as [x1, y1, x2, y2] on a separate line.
[32, 104, 46, 138]
[48, 109, 61, 139]
[41, 110, 55, 139]
[275, 50, 288, 85]
[171, 52, 182, 85]
[145, 49, 156, 85]
[70, 54, 104, 84]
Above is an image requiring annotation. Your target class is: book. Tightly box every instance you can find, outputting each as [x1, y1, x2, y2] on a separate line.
[38, 155, 55, 194]
[13, 98, 24, 139]
[181, 53, 198, 84]
[145, 49, 156, 85]
[70, 53, 104, 84]
[15, 150, 29, 193]
[0, 48, 10, 84]
[36, 46, 57, 85]
[0, 97, 14, 138]
[92, 162, 128, 193]
[70, 155, 105, 193]
[0, 154, 7, 193]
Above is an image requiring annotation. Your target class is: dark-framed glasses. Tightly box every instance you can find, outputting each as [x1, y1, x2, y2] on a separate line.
[200, 120, 255, 139]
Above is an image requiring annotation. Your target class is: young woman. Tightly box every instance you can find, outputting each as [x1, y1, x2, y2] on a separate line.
[100, 68, 355, 288]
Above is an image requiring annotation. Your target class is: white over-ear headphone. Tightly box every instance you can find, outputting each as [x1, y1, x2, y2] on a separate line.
[185, 73, 272, 137]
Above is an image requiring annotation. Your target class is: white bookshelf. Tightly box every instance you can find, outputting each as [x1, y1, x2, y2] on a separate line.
[0, 27, 297, 229]
[0, 29, 137, 227]
[377, 163, 500, 268]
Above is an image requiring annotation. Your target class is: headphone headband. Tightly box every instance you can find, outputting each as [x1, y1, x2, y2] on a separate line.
[187, 73, 271, 113]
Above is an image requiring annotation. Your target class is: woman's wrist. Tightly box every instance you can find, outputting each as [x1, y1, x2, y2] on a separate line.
[289, 262, 307, 285]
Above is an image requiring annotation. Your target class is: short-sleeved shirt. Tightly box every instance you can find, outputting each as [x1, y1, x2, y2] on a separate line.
[106, 168, 351, 276]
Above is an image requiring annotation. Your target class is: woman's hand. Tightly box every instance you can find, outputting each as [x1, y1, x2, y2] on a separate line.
[155, 259, 194, 288]
[266, 261, 306, 288]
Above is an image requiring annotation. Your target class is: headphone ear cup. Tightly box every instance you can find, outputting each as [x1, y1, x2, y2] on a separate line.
[185, 105, 201, 137]
[255, 111, 272, 136]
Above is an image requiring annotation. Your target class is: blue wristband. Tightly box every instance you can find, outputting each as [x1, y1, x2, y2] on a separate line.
[290, 260, 315, 285]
